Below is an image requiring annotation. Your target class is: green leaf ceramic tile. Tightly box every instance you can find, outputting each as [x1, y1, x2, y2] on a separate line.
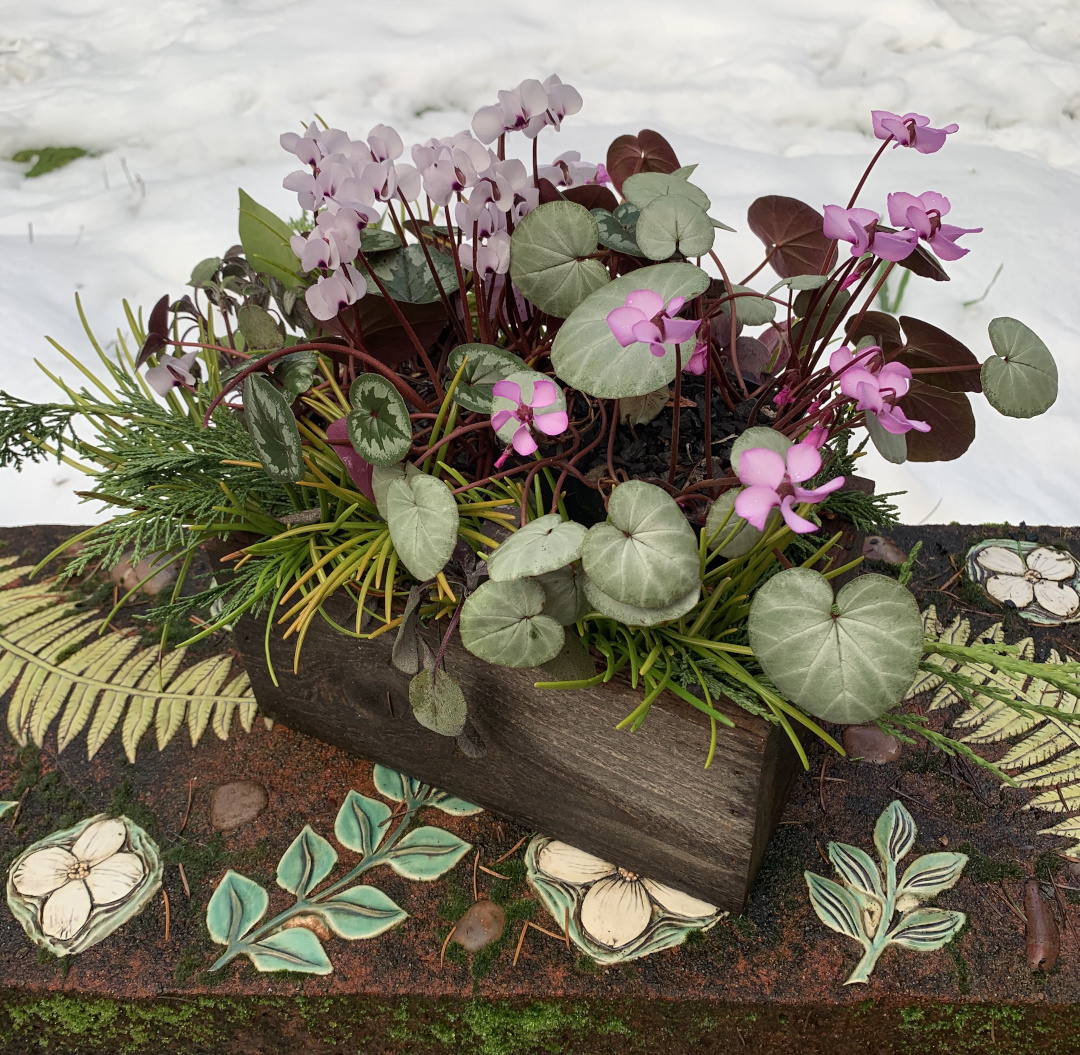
[0, 801, 15, 820]
[317, 885, 408, 939]
[334, 790, 393, 858]
[385, 826, 472, 880]
[245, 928, 333, 974]
[427, 791, 484, 817]
[206, 870, 268, 945]
[276, 825, 338, 897]
[372, 764, 425, 804]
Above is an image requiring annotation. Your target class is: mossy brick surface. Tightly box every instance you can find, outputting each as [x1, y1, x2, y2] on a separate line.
[3, 524, 1080, 1054]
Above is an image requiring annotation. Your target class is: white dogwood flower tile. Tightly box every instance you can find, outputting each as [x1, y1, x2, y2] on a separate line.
[6, 814, 162, 956]
[967, 539, 1080, 624]
[525, 836, 723, 965]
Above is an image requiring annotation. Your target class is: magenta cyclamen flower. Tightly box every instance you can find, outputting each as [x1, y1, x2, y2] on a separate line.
[607, 290, 699, 358]
[683, 342, 708, 376]
[491, 377, 568, 458]
[734, 437, 845, 534]
[829, 345, 930, 435]
[822, 206, 916, 263]
[887, 191, 981, 262]
[872, 111, 958, 154]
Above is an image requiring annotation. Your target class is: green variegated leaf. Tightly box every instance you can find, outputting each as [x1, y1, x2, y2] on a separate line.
[705, 490, 779, 558]
[898, 853, 968, 898]
[532, 564, 588, 626]
[243, 372, 304, 482]
[591, 206, 645, 256]
[866, 410, 908, 464]
[347, 374, 412, 466]
[274, 351, 317, 400]
[874, 800, 917, 868]
[446, 344, 525, 412]
[245, 928, 333, 974]
[829, 842, 884, 902]
[385, 472, 459, 582]
[334, 790, 393, 858]
[206, 871, 268, 944]
[276, 825, 338, 897]
[719, 284, 776, 326]
[729, 426, 792, 474]
[486, 514, 587, 582]
[362, 244, 456, 304]
[408, 668, 467, 737]
[508, 200, 610, 318]
[805, 872, 869, 945]
[459, 578, 564, 668]
[580, 481, 699, 609]
[316, 885, 407, 939]
[385, 826, 472, 880]
[887, 908, 966, 951]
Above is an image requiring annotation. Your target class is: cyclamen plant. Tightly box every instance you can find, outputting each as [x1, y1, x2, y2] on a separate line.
[0, 84, 1062, 769]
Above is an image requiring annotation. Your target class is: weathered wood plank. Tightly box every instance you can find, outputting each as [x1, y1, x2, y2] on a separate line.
[234, 605, 798, 910]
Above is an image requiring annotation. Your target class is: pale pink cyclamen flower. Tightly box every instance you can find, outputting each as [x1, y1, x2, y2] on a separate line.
[290, 207, 365, 272]
[822, 205, 916, 262]
[872, 110, 959, 154]
[734, 435, 845, 534]
[886, 190, 981, 262]
[683, 342, 708, 375]
[146, 351, 199, 396]
[490, 377, 568, 460]
[471, 75, 583, 144]
[460, 231, 511, 275]
[365, 124, 404, 163]
[305, 263, 367, 322]
[829, 345, 930, 435]
[538, 151, 599, 188]
[607, 290, 700, 358]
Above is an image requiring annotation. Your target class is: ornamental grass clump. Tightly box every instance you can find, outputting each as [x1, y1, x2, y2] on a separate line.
[0, 82, 1066, 768]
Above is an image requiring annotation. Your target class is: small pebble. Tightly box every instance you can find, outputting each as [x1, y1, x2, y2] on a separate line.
[452, 899, 505, 952]
[843, 724, 902, 764]
[862, 535, 908, 564]
[939, 835, 949, 847]
[210, 780, 268, 831]
[109, 549, 179, 597]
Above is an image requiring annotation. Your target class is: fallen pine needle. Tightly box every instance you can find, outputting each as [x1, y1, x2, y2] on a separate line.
[495, 836, 527, 864]
[564, 907, 571, 949]
[473, 849, 480, 902]
[440, 925, 457, 966]
[478, 864, 510, 881]
[178, 862, 190, 898]
[512, 920, 530, 966]
[163, 888, 171, 943]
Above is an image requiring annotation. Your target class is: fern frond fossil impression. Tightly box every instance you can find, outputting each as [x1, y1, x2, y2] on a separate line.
[907, 604, 1080, 846]
[0, 557, 257, 762]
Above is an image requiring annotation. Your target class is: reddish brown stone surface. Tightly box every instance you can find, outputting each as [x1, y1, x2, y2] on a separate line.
[3, 524, 1080, 1054]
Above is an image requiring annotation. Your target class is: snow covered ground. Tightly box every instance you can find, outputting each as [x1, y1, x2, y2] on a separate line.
[2, 0, 1079, 526]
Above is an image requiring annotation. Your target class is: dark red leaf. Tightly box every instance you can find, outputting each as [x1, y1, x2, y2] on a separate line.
[605, 129, 680, 194]
[898, 380, 975, 461]
[536, 178, 565, 205]
[844, 311, 902, 355]
[325, 416, 376, 503]
[137, 294, 171, 366]
[875, 226, 950, 282]
[746, 196, 832, 279]
[896, 316, 982, 392]
[562, 184, 619, 213]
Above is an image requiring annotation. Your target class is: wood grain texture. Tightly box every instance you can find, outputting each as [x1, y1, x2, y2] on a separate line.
[234, 603, 798, 910]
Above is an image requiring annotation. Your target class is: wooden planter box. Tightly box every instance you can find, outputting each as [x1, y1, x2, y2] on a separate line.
[233, 608, 798, 911]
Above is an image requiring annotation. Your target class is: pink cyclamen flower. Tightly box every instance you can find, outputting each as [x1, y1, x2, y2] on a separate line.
[683, 342, 708, 375]
[822, 205, 916, 262]
[305, 263, 367, 322]
[490, 377, 568, 458]
[734, 436, 845, 534]
[887, 190, 981, 262]
[872, 111, 958, 154]
[472, 79, 551, 144]
[829, 345, 930, 435]
[607, 290, 700, 358]
[146, 351, 199, 396]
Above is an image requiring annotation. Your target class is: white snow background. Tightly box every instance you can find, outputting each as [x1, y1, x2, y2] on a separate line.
[1, 0, 1078, 526]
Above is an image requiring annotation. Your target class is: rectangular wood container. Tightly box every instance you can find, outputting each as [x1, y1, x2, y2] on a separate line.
[233, 608, 798, 911]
